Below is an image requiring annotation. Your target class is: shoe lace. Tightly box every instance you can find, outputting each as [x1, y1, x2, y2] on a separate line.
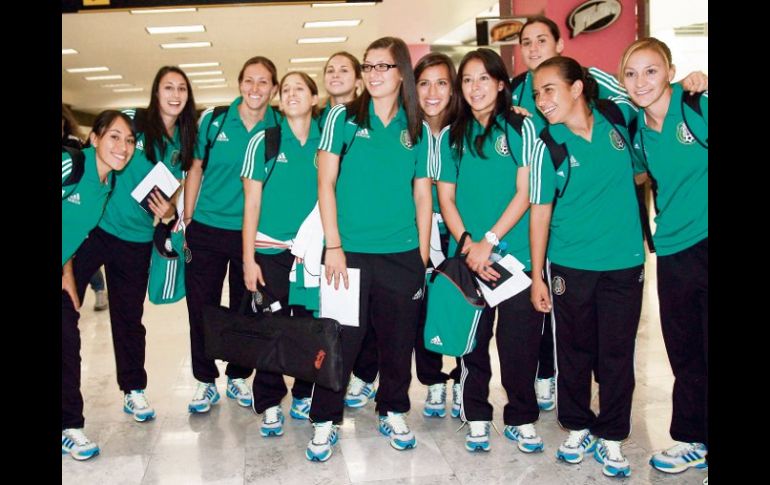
[452, 383, 462, 405]
[427, 384, 446, 404]
[231, 378, 250, 395]
[517, 423, 536, 439]
[386, 412, 410, 434]
[348, 376, 366, 396]
[264, 406, 280, 423]
[602, 440, 624, 462]
[468, 421, 490, 437]
[665, 442, 699, 457]
[129, 390, 149, 410]
[193, 382, 211, 401]
[312, 421, 334, 444]
[65, 428, 92, 446]
[565, 429, 588, 448]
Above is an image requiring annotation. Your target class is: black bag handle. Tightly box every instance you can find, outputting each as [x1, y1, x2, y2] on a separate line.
[454, 231, 471, 258]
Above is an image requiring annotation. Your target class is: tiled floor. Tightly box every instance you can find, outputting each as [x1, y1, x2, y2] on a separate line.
[62, 254, 708, 484]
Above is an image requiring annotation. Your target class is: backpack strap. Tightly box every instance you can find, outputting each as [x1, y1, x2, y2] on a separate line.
[263, 125, 282, 188]
[62, 146, 85, 189]
[681, 92, 708, 149]
[201, 105, 229, 172]
[538, 126, 570, 199]
[510, 72, 528, 106]
[339, 109, 359, 161]
[502, 111, 525, 167]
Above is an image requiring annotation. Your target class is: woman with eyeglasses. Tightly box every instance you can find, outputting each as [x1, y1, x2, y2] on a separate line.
[306, 36, 431, 462]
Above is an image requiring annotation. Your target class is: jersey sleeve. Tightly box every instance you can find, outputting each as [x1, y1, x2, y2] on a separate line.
[435, 126, 458, 184]
[240, 130, 266, 182]
[529, 138, 556, 205]
[520, 116, 537, 167]
[62, 151, 73, 185]
[318, 104, 347, 156]
[589, 66, 629, 101]
[414, 122, 431, 179]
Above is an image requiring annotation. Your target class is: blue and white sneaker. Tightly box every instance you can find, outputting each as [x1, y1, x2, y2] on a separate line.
[594, 438, 631, 477]
[464, 421, 491, 452]
[226, 378, 252, 408]
[123, 390, 156, 422]
[450, 382, 462, 418]
[344, 376, 377, 408]
[556, 429, 597, 464]
[650, 442, 708, 474]
[535, 377, 556, 411]
[62, 428, 100, 461]
[305, 421, 338, 462]
[378, 412, 416, 450]
[260, 405, 284, 437]
[290, 397, 311, 420]
[503, 423, 544, 453]
[188, 382, 220, 414]
[423, 383, 447, 418]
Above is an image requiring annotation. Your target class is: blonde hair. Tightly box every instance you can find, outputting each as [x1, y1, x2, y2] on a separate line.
[618, 37, 673, 81]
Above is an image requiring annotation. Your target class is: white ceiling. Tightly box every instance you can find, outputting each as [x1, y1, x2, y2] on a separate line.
[62, 0, 498, 113]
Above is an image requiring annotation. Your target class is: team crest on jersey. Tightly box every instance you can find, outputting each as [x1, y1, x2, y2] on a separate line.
[400, 130, 414, 150]
[609, 129, 625, 150]
[551, 275, 566, 295]
[495, 134, 510, 156]
[170, 149, 180, 166]
[675, 121, 695, 145]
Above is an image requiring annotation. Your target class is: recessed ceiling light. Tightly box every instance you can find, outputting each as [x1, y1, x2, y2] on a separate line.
[298, 36, 348, 44]
[85, 75, 123, 81]
[307, 73, 319, 78]
[185, 70, 223, 77]
[290, 57, 328, 63]
[287, 66, 322, 72]
[160, 41, 211, 49]
[303, 19, 362, 28]
[192, 78, 226, 83]
[146, 25, 206, 35]
[130, 8, 197, 14]
[113, 88, 144, 93]
[312, 2, 375, 7]
[62, 48, 78, 55]
[66, 66, 109, 73]
[197, 84, 228, 89]
[101, 83, 133, 88]
[179, 62, 220, 68]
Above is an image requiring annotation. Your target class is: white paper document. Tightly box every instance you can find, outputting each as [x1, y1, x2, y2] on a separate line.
[319, 265, 360, 327]
[130, 162, 181, 213]
[476, 254, 531, 307]
[429, 213, 446, 268]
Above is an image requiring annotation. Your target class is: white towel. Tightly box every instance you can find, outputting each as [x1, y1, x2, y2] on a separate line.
[289, 203, 324, 288]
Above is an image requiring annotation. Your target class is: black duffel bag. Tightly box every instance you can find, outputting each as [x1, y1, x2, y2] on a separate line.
[202, 291, 344, 392]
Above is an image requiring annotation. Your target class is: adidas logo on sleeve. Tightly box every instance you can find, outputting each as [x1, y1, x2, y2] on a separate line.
[430, 335, 443, 346]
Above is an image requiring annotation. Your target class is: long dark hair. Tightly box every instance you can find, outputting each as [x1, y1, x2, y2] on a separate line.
[450, 48, 512, 159]
[348, 36, 422, 143]
[414, 52, 459, 129]
[143, 66, 198, 171]
[535, 56, 599, 105]
[521, 15, 562, 43]
[90, 110, 136, 139]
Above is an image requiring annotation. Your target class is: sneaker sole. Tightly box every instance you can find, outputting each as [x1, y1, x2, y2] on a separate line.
[123, 405, 156, 422]
[556, 449, 585, 464]
[71, 448, 100, 461]
[649, 457, 708, 474]
[538, 401, 555, 411]
[305, 448, 332, 462]
[390, 439, 416, 451]
[602, 465, 631, 478]
[260, 428, 284, 437]
[465, 441, 490, 452]
[450, 408, 461, 419]
[423, 407, 446, 418]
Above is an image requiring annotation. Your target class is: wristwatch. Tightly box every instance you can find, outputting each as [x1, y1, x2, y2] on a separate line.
[484, 231, 500, 247]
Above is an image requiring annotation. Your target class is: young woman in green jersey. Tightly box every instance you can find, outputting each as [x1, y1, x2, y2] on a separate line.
[240, 71, 322, 436]
[529, 56, 645, 478]
[620, 38, 709, 477]
[307, 36, 431, 462]
[62, 110, 136, 461]
[436, 48, 544, 454]
[183, 56, 281, 414]
[320, 51, 362, 125]
[69, 66, 197, 426]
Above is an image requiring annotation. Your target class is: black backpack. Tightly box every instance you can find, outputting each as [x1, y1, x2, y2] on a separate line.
[510, 71, 528, 107]
[62, 145, 116, 199]
[199, 106, 230, 171]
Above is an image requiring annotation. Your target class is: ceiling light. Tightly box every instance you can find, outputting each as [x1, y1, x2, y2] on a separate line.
[160, 41, 211, 49]
[303, 19, 362, 28]
[101, 83, 133, 88]
[66, 66, 109, 73]
[62, 49, 78, 55]
[85, 75, 123, 81]
[130, 8, 197, 14]
[146, 25, 205, 35]
[185, 70, 223, 77]
[192, 78, 226, 83]
[298, 36, 347, 44]
[312, 2, 376, 7]
[197, 84, 228, 89]
[113, 88, 144, 93]
[290, 57, 328, 63]
[179, 62, 220, 68]
[287, 66, 322, 71]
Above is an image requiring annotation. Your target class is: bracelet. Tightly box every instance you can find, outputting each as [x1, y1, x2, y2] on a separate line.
[325, 245, 343, 250]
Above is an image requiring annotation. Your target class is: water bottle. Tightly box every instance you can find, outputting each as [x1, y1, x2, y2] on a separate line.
[489, 241, 508, 263]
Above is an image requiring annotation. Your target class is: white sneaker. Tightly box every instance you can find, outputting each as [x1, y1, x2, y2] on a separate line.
[423, 383, 447, 418]
[123, 389, 156, 422]
[188, 382, 220, 414]
[226, 377, 253, 407]
[464, 420, 491, 452]
[93, 290, 108, 311]
[556, 429, 597, 464]
[650, 441, 708, 474]
[260, 405, 284, 437]
[503, 423, 544, 453]
[61, 428, 100, 461]
[594, 438, 631, 477]
[535, 377, 555, 411]
[305, 421, 338, 462]
[344, 376, 376, 408]
[450, 382, 462, 418]
[378, 412, 416, 450]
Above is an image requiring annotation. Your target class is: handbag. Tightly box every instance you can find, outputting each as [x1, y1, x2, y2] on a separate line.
[423, 232, 486, 356]
[148, 216, 186, 304]
[202, 291, 344, 391]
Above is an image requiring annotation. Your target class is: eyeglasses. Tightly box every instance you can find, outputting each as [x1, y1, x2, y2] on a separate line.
[361, 63, 398, 73]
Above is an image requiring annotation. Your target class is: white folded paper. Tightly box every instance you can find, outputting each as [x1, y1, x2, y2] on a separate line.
[319, 265, 360, 327]
[476, 254, 531, 308]
[130, 162, 180, 213]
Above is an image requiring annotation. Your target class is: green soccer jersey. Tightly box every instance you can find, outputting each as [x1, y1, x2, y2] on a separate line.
[98, 109, 184, 243]
[632, 84, 708, 256]
[530, 104, 644, 271]
[241, 116, 321, 254]
[193, 99, 281, 230]
[436, 114, 537, 271]
[318, 101, 430, 253]
[62, 148, 114, 266]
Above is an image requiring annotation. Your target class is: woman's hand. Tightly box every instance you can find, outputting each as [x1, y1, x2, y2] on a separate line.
[243, 258, 265, 292]
[62, 272, 80, 310]
[463, 240, 499, 281]
[680, 71, 708, 95]
[147, 189, 174, 219]
[324, 248, 348, 290]
[530, 278, 552, 313]
[511, 105, 533, 117]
